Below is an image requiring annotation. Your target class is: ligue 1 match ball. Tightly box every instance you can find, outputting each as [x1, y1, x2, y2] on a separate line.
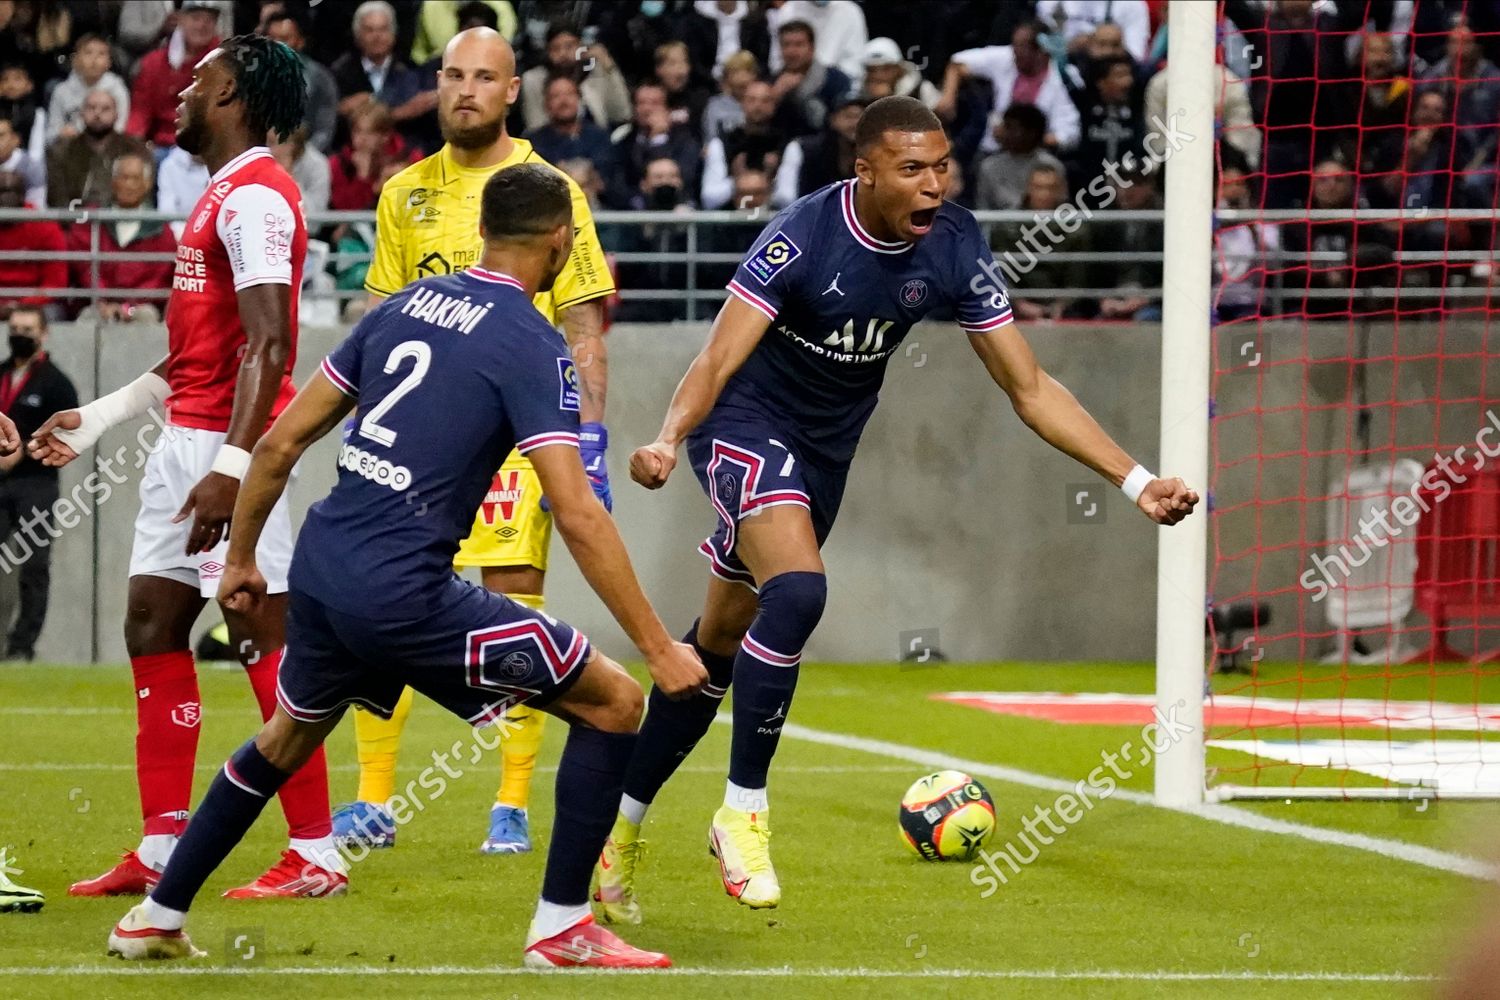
[899, 770, 997, 862]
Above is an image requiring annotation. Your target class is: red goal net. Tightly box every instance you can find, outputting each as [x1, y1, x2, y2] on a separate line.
[1206, 0, 1500, 799]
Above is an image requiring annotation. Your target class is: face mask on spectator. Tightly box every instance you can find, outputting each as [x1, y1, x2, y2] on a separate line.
[640, 1, 666, 18]
[649, 183, 680, 210]
[8, 335, 37, 360]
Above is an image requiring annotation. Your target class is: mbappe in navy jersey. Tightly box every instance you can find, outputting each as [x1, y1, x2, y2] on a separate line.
[720, 179, 1013, 465]
[688, 179, 1013, 588]
[292, 265, 582, 619]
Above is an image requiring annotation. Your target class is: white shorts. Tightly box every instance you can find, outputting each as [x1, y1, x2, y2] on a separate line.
[128, 424, 295, 597]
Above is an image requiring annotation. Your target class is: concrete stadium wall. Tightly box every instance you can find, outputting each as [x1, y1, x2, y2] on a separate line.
[22, 319, 1492, 665]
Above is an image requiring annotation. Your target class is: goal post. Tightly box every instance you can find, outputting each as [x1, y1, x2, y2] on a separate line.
[1153, 0, 1216, 808]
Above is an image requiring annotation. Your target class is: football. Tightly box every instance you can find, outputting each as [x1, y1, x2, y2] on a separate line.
[898, 770, 997, 862]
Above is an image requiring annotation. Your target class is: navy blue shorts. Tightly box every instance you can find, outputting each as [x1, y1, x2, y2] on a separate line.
[686, 411, 848, 589]
[276, 577, 592, 729]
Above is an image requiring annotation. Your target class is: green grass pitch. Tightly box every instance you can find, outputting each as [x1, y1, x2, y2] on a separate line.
[2, 661, 1495, 999]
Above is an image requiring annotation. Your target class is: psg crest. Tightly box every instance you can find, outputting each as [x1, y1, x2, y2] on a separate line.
[901, 279, 928, 307]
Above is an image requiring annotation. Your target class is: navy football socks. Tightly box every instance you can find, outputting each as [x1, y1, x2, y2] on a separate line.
[728, 572, 827, 790]
[540, 725, 638, 905]
[620, 619, 736, 809]
[150, 739, 291, 912]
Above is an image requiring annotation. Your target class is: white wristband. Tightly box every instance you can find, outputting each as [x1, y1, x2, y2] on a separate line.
[51, 372, 170, 455]
[1121, 464, 1155, 504]
[210, 445, 253, 480]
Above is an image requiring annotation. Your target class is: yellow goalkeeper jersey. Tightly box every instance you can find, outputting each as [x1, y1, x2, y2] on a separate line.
[364, 139, 614, 322]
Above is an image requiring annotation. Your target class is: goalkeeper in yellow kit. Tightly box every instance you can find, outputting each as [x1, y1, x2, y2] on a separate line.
[332, 27, 615, 855]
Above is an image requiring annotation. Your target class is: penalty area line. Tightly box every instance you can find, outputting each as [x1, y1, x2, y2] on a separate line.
[750, 719, 1499, 882]
[0, 965, 1440, 982]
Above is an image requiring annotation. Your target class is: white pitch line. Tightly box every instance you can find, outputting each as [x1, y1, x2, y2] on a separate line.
[750, 719, 1500, 882]
[0, 965, 1439, 982]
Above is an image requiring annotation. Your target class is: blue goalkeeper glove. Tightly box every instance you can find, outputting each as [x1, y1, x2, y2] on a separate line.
[541, 422, 612, 513]
[578, 422, 613, 512]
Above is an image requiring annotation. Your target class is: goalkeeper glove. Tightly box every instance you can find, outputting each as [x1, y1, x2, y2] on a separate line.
[541, 422, 613, 513]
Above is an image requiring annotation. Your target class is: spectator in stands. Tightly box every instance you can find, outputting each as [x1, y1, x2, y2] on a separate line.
[702, 49, 758, 143]
[771, 20, 852, 137]
[114, 1, 180, 72]
[940, 21, 1081, 155]
[1421, 15, 1500, 208]
[1282, 157, 1396, 315]
[0, 117, 43, 208]
[615, 155, 694, 322]
[1091, 165, 1161, 321]
[1035, 0, 1152, 64]
[128, 0, 220, 150]
[858, 38, 939, 107]
[328, 101, 421, 212]
[1144, 50, 1258, 169]
[8, 0, 74, 86]
[156, 147, 209, 237]
[976, 103, 1066, 211]
[519, 22, 632, 134]
[45, 33, 128, 142]
[701, 79, 786, 208]
[693, 1, 770, 79]
[0, 171, 66, 317]
[525, 75, 614, 171]
[989, 163, 1093, 321]
[655, 40, 714, 139]
[46, 88, 148, 208]
[263, 11, 339, 155]
[271, 125, 330, 216]
[1357, 32, 1410, 145]
[608, 81, 700, 208]
[1213, 158, 1280, 322]
[704, 166, 774, 288]
[67, 151, 176, 323]
[769, 0, 867, 82]
[1223, 0, 1360, 209]
[1068, 54, 1145, 196]
[0, 62, 44, 156]
[602, 0, 717, 87]
[0, 306, 77, 662]
[775, 94, 864, 207]
[332, 1, 422, 126]
[412, 0, 517, 65]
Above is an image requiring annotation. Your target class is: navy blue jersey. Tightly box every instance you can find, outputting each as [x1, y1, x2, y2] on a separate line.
[722, 179, 1013, 464]
[290, 266, 581, 616]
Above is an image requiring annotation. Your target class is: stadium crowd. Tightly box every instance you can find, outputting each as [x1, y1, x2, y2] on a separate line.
[0, 0, 1499, 321]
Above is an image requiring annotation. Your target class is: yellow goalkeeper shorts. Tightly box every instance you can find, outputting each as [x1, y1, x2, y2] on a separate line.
[453, 449, 554, 571]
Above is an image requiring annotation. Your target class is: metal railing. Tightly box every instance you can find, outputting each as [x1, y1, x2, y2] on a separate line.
[2, 207, 1496, 321]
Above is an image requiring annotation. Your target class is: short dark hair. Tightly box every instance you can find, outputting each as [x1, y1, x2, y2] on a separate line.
[7, 306, 45, 331]
[545, 71, 580, 95]
[1087, 53, 1135, 88]
[546, 20, 581, 45]
[778, 19, 815, 45]
[74, 32, 110, 52]
[457, 1, 499, 30]
[853, 95, 943, 157]
[1001, 102, 1047, 139]
[481, 164, 572, 240]
[264, 10, 309, 40]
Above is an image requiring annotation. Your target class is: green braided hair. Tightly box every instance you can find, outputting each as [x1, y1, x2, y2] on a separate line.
[219, 33, 307, 143]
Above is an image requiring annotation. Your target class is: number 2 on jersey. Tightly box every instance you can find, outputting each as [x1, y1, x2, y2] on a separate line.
[358, 340, 431, 447]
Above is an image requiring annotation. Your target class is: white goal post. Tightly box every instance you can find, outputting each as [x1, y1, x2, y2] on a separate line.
[1153, 0, 1215, 808]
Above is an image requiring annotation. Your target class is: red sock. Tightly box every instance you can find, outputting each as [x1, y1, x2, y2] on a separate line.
[243, 647, 333, 840]
[131, 651, 200, 837]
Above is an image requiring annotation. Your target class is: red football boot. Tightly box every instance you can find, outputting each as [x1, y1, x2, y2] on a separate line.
[523, 914, 671, 969]
[69, 852, 160, 897]
[221, 849, 348, 899]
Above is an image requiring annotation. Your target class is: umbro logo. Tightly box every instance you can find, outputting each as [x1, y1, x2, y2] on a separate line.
[822, 272, 844, 297]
